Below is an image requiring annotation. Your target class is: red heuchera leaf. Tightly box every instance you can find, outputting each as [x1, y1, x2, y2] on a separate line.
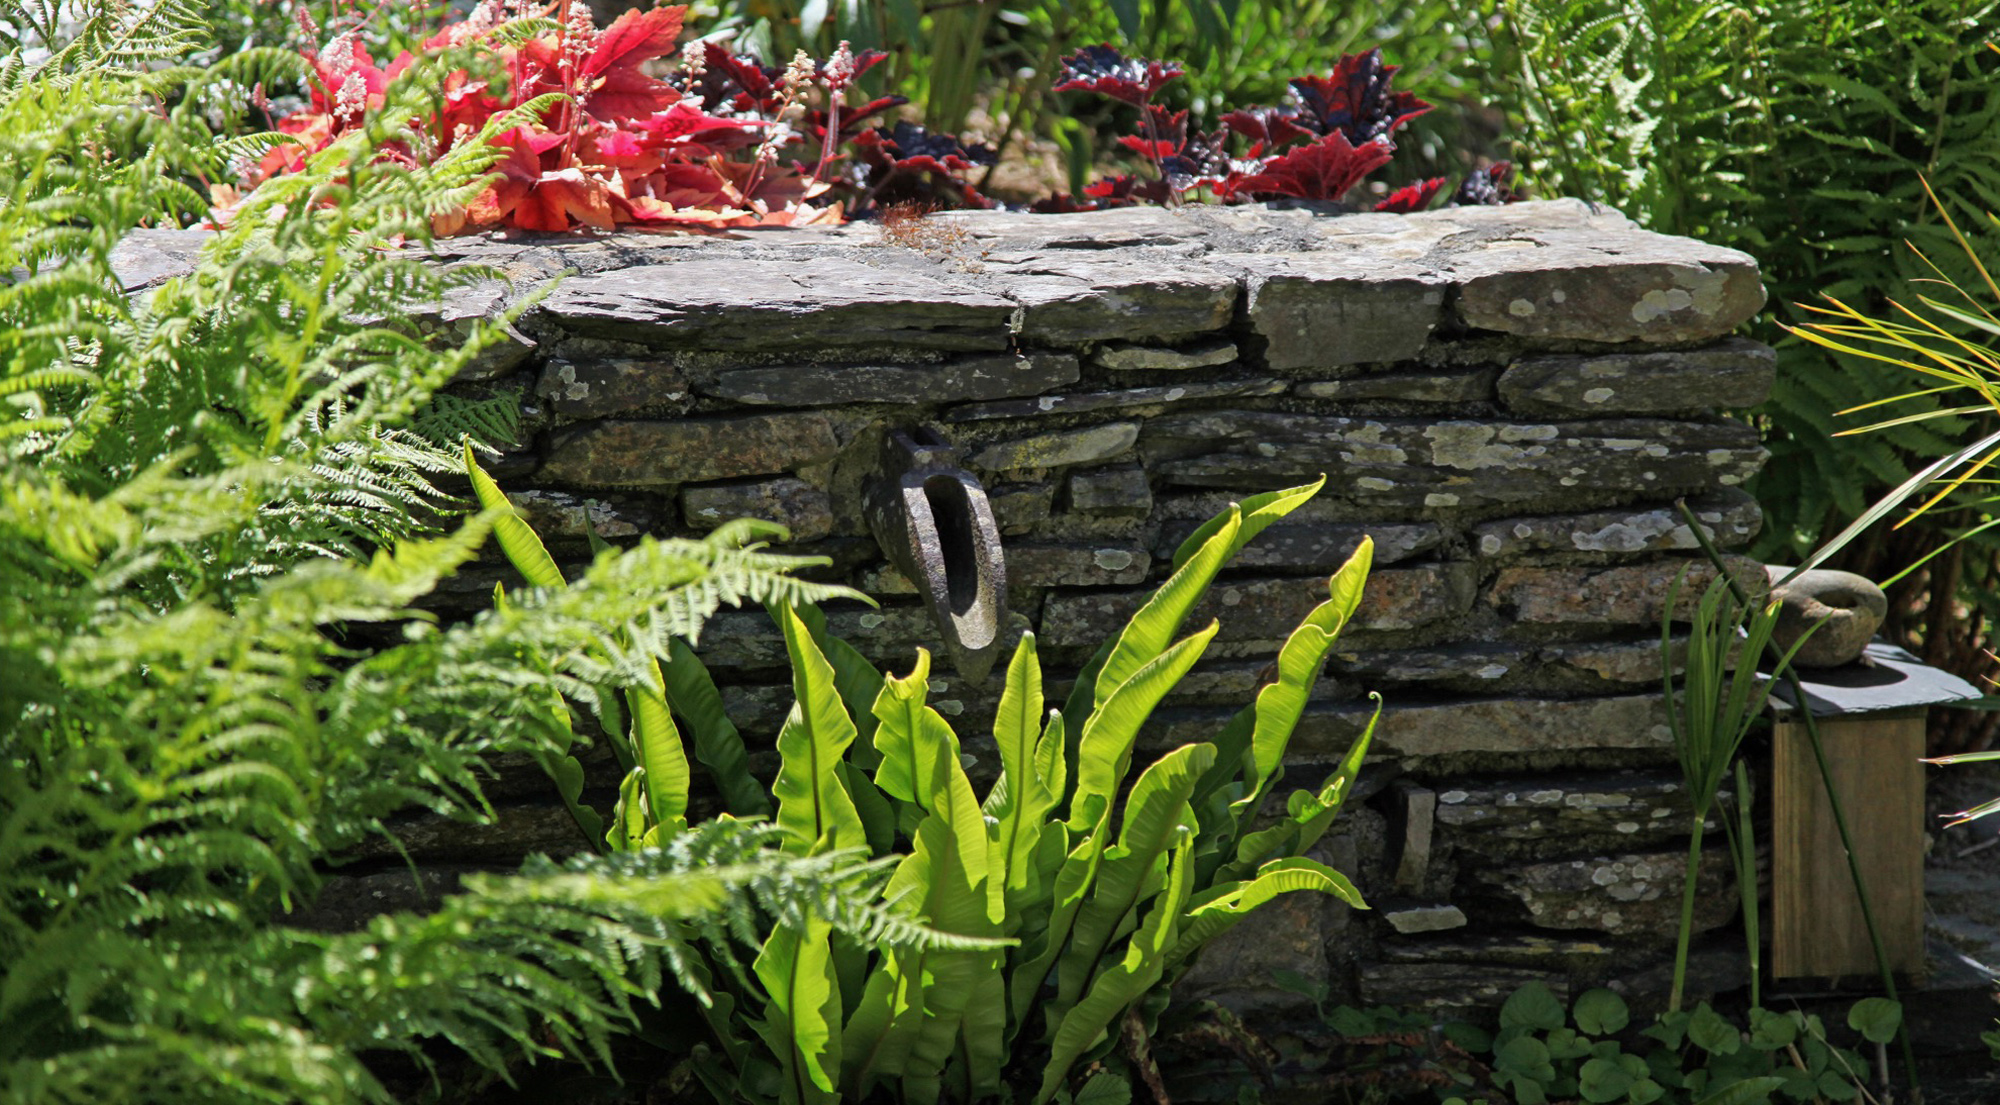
[1221, 132, 1394, 202]
[630, 100, 761, 154]
[586, 6, 683, 77]
[1374, 177, 1444, 213]
[1288, 49, 1431, 145]
[1453, 162, 1523, 205]
[1117, 136, 1177, 160]
[515, 165, 617, 231]
[577, 6, 686, 121]
[250, 12, 925, 233]
[1054, 44, 1183, 107]
[1116, 104, 1185, 160]
[1082, 172, 1168, 206]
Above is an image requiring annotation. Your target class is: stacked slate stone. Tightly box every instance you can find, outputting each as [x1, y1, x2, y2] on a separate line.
[276, 200, 1785, 1018]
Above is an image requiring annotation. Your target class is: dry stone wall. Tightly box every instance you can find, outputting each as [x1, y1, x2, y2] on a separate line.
[215, 199, 1782, 1022]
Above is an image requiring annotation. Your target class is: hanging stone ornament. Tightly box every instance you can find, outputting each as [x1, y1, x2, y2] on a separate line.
[1764, 565, 1888, 668]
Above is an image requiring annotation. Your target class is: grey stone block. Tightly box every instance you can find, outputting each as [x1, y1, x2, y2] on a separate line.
[1449, 220, 1765, 343]
[682, 478, 835, 542]
[989, 258, 1239, 345]
[969, 422, 1140, 472]
[1005, 542, 1150, 587]
[1235, 254, 1448, 369]
[1469, 849, 1737, 939]
[707, 352, 1079, 406]
[543, 413, 841, 486]
[1434, 770, 1716, 859]
[1067, 465, 1153, 518]
[1144, 410, 1766, 507]
[1498, 337, 1777, 415]
[537, 357, 690, 419]
[943, 378, 1284, 422]
[1296, 367, 1498, 404]
[1487, 554, 1768, 628]
[1039, 564, 1474, 648]
[1094, 339, 1239, 371]
[1472, 490, 1763, 558]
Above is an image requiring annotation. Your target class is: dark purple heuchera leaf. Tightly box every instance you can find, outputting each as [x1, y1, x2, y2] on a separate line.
[852, 122, 996, 212]
[680, 43, 784, 115]
[1452, 162, 1523, 206]
[1220, 132, 1394, 203]
[1054, 44, 1184, 107]
[1374, 177, 1445, 213]
[1160, 129, 1232, 192]
[868, 121, 996, 172]
[1219, 105, 1313, 152]
[1112, 105, 1231, 194]
[1289, 49, 1432, 145]
[805, 93, 909, 146]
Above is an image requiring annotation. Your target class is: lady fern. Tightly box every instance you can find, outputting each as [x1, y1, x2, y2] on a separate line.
[0, 9, 946, 1104]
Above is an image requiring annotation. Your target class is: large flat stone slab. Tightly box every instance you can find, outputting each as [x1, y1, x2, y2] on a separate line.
[1142, 411, 1767, 507]
[682, 477, 835, 541]
[969, 422, 1141, 472]
[1434, 770, 1714, 859]
[1151, 520, 1443, 569]
[1444, 218, 1764, 344]
[1487, 554, 1769, 628]
[1229, 252, 1448, 370]
[537, 356, 689, 419]
[1472, 491, 1762, 558]
[538, 258, 1015, 352]
[1469, 848, 1737, 939]
[1498, 337, 1776, 415]
[986, 258, 1239, 345]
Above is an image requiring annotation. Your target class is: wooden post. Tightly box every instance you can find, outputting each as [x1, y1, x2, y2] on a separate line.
[1771, 710, 1926, 980]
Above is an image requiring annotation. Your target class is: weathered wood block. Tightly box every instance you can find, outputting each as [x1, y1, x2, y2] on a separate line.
[1771, 712, 1926, 980]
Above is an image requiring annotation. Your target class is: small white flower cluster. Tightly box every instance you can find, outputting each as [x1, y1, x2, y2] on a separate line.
[822, 40, 855, 92]
[753, 49, 814, 162]
[679, 38, 706, 81]
[315, 27, 356, 68]
[779, 48, 814, 110]
[562, 3, 597, 67]
[319, 30, 367, 121]
[460, 0, 501, 35]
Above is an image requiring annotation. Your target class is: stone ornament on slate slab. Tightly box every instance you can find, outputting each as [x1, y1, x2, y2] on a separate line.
[1764, 565, 1889, 668]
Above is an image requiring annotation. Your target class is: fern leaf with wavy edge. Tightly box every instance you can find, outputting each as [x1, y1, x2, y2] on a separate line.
[0, 17, 950, 1104]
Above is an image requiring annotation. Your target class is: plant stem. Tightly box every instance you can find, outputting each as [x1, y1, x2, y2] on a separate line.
[1670, 813, 1706, 1012]
[1674, 498, 1922, 1101]
[1736, 759, 1761, 1009]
